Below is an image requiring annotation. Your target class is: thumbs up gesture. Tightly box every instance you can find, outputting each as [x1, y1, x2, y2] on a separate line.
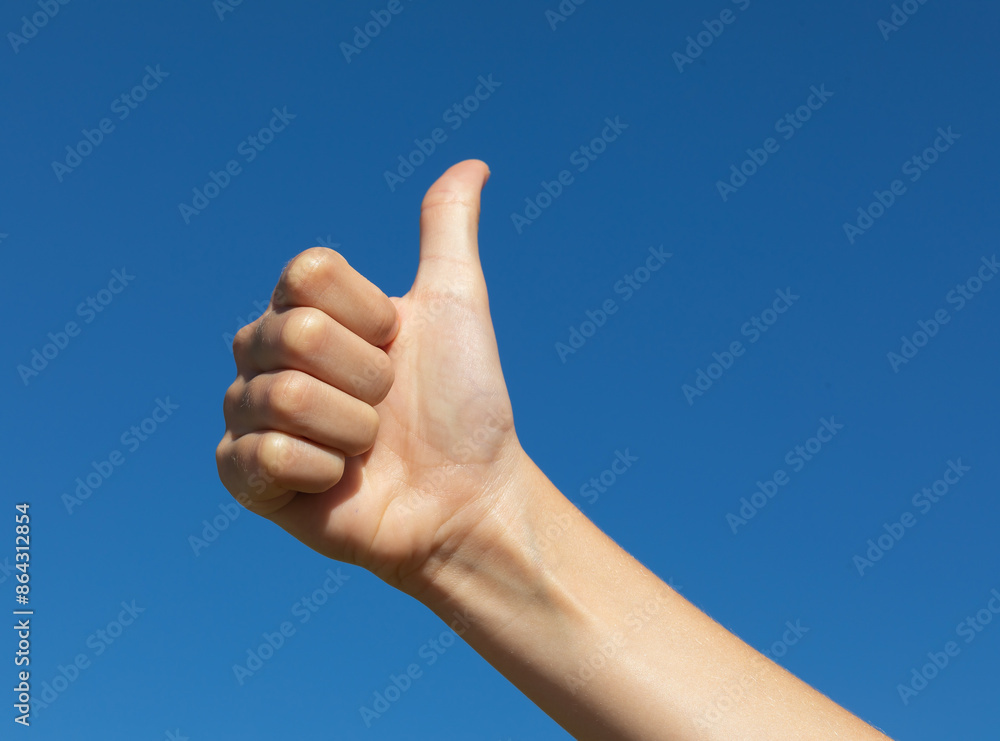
[216, 160, 528, 588]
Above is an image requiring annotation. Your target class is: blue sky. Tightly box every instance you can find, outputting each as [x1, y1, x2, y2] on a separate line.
[3, 1, 998, 739]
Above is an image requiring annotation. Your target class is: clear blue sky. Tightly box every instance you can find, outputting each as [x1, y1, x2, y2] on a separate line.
[4, 1, 998, 739]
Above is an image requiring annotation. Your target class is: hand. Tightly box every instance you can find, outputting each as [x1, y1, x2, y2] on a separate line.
[216, 160, 528, 589]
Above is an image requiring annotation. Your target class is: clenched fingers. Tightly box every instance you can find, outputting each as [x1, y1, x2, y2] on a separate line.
[273, 246, 399, 348]
[216, 430, 346, 513]
[223, 370, 381, 458]
[234, 306, 394, 406]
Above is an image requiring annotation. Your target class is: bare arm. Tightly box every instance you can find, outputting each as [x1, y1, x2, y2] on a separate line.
[216, 159, 892, 740]
[407, 452, 892, 740]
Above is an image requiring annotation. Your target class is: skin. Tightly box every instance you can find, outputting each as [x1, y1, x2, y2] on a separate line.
[216, 160, 894, 740]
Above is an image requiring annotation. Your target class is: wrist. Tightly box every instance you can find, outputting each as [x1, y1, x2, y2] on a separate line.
[398, 447, 550, 604]
[398, 449, 602, 665]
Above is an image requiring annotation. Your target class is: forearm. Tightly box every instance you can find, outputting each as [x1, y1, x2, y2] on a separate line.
[405, 453, 892, 741]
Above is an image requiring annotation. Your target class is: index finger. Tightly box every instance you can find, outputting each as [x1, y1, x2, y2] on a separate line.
[273, 247, 399, 348]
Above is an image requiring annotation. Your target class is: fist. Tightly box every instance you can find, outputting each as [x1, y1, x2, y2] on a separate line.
[218, 247, 400, 515]
[215, 160, 527, 588]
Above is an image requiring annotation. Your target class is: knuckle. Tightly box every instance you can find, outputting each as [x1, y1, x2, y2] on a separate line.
[232, 322, 254, 356]
[214, 438, 230, 477]
[215, 438, 245, 497]
[266, 371, 312, 425]
[281, 247, 344, 303]
[255, 433, 296, 483]
[222, 380, 244, 420]
[279, 308, 327, 360]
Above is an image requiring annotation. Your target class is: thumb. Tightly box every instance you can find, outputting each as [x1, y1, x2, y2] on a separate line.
[412, 159, 491, 305]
